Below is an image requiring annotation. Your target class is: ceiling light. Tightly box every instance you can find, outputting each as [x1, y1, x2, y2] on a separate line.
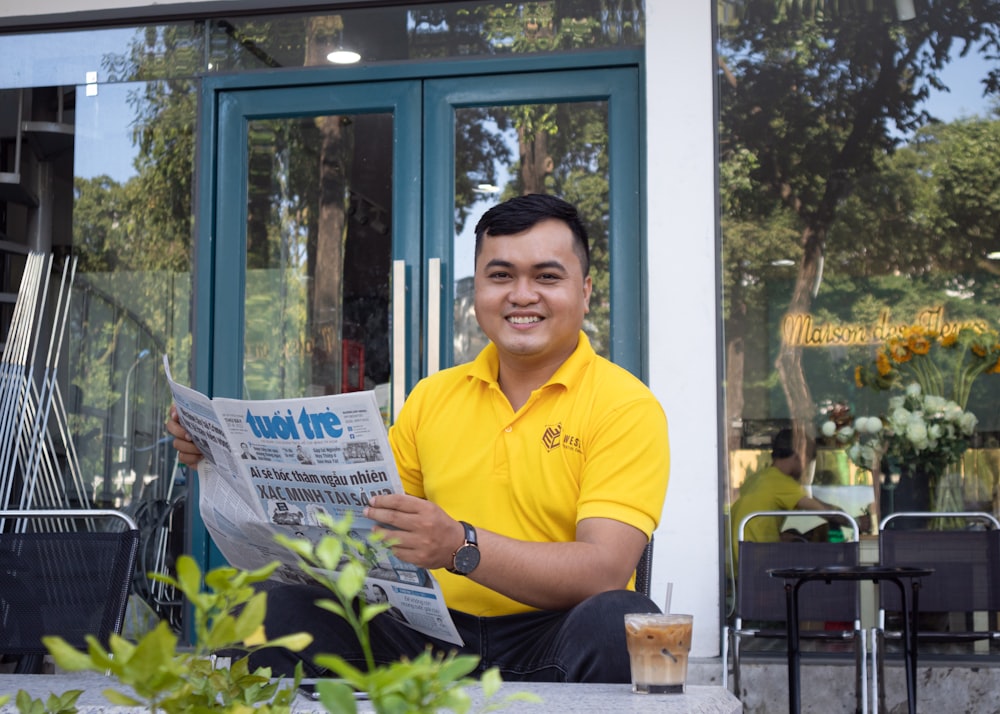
[987, 251, 1000, 260]
[327, 49, 361, 64]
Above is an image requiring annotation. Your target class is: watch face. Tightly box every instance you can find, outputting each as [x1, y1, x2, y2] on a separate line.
[453, 544, 480, 574]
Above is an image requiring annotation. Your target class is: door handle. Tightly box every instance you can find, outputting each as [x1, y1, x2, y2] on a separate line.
[392, 259, 406, 422]
[427, 258, 441, 376]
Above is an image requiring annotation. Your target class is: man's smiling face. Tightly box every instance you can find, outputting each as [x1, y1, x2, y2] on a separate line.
[473, 218, 592, 372]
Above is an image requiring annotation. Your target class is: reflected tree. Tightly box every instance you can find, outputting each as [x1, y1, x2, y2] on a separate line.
[718, 0, 1000, 447]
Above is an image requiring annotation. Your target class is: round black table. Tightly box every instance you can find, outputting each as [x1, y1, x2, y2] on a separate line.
[769, 564, 933, 714]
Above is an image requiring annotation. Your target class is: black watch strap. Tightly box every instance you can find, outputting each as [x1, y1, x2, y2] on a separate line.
[447, 520, 480, 575]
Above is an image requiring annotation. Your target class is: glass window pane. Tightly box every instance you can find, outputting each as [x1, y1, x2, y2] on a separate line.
[719, 7, 1000, 555]
[0, 2, 644, 90]
[452, 100, 610, 364]
[243, 113, 392, 415]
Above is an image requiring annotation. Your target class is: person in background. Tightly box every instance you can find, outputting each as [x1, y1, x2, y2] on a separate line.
[730, 427, 871, 559]
[168, 193, 670, 683]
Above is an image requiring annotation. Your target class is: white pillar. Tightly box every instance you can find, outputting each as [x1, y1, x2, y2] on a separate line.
[646, 4, 721, 658]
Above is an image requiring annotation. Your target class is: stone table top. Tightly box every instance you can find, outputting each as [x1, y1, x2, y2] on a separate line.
[0, 673, 741, 713]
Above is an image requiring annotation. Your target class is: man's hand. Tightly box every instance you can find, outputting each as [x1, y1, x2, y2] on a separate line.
[364, 493, 464, 571]
[857, 512, 873, 535]
[365, 494, 649, 611]
[166, 404, 205, 468]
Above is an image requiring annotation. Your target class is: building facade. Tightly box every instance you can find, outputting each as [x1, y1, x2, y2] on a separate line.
[4, 1, 995, 664]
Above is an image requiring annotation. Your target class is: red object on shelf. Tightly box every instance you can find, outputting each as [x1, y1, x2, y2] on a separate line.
[342, 339, 365, 392]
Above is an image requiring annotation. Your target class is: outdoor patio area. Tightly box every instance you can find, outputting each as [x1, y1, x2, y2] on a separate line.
[690, 655, 1000, 713]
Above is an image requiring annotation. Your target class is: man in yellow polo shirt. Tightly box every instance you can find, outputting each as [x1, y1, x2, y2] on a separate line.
[730, 428, 871, 562]
[169, 194, 670, 682]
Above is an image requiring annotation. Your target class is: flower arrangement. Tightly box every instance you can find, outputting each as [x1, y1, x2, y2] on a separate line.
[823, 321, 998, 519]
[820, 383, 977, 478]
[854, 323, 1000, 409]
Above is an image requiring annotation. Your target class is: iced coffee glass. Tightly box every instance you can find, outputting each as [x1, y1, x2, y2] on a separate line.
[624, 613, 693, 694]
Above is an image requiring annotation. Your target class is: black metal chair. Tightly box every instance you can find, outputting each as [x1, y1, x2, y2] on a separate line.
[723, 510, 866, 713]
[0, 509, 140, 673]
[872, 511, 1000, 714]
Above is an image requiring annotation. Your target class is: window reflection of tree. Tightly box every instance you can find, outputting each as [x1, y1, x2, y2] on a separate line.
[718, 2, 1000, 456]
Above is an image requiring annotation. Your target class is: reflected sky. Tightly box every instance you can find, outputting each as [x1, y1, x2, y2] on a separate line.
[0, 26, 140, 89]
[75, 82, 141, 181]
[929, 51, 999, 122]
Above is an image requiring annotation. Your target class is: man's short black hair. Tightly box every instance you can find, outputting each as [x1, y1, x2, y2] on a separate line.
[473, 193, 590, 276]
[771, 428, 796, 459]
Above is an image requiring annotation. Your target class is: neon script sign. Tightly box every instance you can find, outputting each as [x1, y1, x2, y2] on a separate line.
[781, 307, 990, 348]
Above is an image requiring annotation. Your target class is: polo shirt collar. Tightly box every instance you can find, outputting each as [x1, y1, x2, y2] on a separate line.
[466, 332, 596, 388]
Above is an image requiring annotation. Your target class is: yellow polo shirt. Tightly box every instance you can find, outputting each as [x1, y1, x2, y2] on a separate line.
[729, 464, 806, 561]
[388, 333, 670, 616]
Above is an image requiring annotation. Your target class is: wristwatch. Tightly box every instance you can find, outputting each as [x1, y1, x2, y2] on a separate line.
[448, 521, 480, 575]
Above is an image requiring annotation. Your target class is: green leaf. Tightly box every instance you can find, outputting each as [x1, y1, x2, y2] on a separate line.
[435, 654, 479, 682]
[480, 667, 503, 698]
[233, 591, 268, 640]
[312, 654, 367, 687]
[336, 561, 367, 600]
[315, 534, 345, 570]
[314, 598, 349, 619]
[174, 554, 204, 597]
[103, 689, 143, 706]
[204, 565, 242, 591]
[264, 632, 313, 653]
[43, 636, 97, 671]
[14, 690, 35, 713]
[315, 680, 359, 714]
[359, 601, 391, 624]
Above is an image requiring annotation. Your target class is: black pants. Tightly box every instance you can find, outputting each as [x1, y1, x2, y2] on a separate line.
[248, 585, 659, 683]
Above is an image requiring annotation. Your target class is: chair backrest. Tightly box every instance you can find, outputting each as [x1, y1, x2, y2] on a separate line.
[635, 537, 653, 598]
[735, 510, 860, 625]
[878, 511, 1000, 616]
[0, 509, 140, 660]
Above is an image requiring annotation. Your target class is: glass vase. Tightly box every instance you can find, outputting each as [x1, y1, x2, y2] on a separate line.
[878, 462, 933, 529]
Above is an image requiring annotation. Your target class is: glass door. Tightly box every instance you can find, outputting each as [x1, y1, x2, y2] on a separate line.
[199, 65, 641, 570]
[423, 69, 642, 376]
[208, 80, 422, 423]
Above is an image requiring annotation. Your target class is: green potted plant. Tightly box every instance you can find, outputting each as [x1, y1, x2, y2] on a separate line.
[11, 513, 538, 714]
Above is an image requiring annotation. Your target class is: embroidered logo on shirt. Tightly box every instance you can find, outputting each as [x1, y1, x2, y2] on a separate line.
[542, 424, 583, 454]
[542, 424, 562, 451]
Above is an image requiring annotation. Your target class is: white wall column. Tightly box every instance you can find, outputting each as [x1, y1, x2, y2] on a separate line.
[646, 4, 721, 658]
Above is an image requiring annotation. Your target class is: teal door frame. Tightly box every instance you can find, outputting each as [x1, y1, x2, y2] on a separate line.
[192, 49, 644, 578]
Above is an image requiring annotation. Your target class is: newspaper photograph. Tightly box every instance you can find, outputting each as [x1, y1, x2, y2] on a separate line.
[163, 356, 463, 645]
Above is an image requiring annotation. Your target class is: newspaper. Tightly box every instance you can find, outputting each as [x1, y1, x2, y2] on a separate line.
[163, 356, 462, 645]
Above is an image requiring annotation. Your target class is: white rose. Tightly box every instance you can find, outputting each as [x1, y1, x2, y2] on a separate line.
[865, 417, 883, 434]
[860, 444, 879, 468]
[821, 420, 837, 438]
[959, 411, 978, 436]
[942, 403, 964, 422]
[889, 407, 911, 432]
[847, 442, 862, 464]
[924, 394, 946, 412]
[888, 395, 905, 411]
[838, 425, 855, 442]
[906, 382, 922, 398]
[905, 419, 929, 450]
[854, 416, 876, 434]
